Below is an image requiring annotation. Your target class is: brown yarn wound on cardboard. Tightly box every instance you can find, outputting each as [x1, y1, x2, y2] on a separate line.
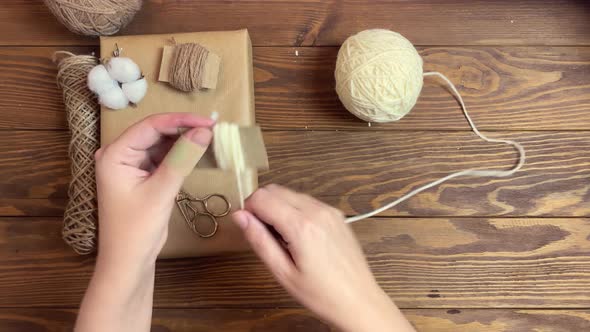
[159, 43, 221, 91]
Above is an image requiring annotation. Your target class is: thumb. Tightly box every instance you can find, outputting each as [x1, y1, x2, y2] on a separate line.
[233, 210, 295, 281]
[148, 127, 212, 198]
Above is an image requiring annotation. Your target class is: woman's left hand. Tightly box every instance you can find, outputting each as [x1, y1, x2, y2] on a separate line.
[76, 113, 214, 332]
[95, 112, 214, 270]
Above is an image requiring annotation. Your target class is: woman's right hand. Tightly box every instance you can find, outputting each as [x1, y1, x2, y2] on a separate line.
[232, 185, 415, 332]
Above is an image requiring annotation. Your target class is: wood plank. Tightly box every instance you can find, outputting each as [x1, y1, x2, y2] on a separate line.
[2, 130, 588, 218]
[0, 46, 87, 130]
[0, 198, 65, 217]
[0, 131, 69, 202]
[0, 308, 588, 331]
[1, 46, 589, 131]
[256, 46, 590, 131]
[262, 130, 590, 217]
[405, 310, 590, 331]
[0, 217, 589, 308]
[1, 1, 589, 46]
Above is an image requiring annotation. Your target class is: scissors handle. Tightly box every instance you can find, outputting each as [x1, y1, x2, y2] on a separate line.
[201, 193, 231, 217]
[175, 190, 231, 238]
[192, 213, 219, 238]
[179, 200, 219, 238]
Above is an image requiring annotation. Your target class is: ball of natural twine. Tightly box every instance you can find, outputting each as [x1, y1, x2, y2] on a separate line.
[43, 0, 142, 37]
[335, 29, 424, 123]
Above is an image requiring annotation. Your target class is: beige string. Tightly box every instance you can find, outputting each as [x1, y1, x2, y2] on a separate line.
[170, 43, 210, 92]
[213, 122, 247, 208]
[346, 72, 526, 223]
[54, 51, 101, 253]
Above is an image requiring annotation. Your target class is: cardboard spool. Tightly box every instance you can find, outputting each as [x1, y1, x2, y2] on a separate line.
[158, 44, 221, 90]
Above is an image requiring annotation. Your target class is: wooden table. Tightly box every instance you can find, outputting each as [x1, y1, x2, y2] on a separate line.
[1, 1, 589, 330]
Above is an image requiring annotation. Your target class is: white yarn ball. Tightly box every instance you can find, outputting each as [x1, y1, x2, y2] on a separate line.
[335, 29, 424, 122]
[99, 85, 129, 110]
[122, 77, 148, 104]
[88, 64, 118, 94]
[106, 57, 141, 83]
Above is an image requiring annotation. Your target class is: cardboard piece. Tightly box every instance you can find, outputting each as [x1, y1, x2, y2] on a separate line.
[100, 30, 265, 258]
[158, 44, 221, 89]
[239, 126, 270, 171]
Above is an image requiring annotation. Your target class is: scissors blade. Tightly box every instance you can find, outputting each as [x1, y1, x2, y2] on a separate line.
[176, 198, 194, 225]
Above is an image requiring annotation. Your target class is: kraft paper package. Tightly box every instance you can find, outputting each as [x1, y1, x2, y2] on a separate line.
[100, 29, 267, 258]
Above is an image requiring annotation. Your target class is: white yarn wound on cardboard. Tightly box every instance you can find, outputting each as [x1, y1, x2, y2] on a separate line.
[213, 121, 247, 208]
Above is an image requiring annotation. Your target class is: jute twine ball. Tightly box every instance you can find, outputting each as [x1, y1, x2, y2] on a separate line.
[335, 29, 424, 122]
[54, 51, 100, 255]
[43, 0, 143, 37]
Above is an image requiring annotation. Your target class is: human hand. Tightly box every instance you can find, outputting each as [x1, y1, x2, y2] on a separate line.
[95, 113, 214, 271]
[77, 113, 214, 332]
[232, 185, 415, 332]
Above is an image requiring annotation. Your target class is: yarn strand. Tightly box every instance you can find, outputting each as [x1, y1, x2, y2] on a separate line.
[345, 72, 526, 223]
[213, 122, 247, 208]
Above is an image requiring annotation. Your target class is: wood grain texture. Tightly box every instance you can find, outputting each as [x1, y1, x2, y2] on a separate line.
[256, 46, 590, 131]
[261, 130, 590, 217]
[405, 309, 590, 332]
[2, 130, 588, 218]
[1, 46, 588, 130]
[0, 47, 88, 130]
[2, 0, 589, 327]
[1, 1, 589, 46]
[0, 131, 69, 203]
[1, 217, 589, 308]
[0, 308, 588, 331]
[0, 198, 65, 217]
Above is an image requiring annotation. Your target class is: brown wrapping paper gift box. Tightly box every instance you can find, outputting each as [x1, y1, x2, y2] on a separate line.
[100, 29, 264, 258]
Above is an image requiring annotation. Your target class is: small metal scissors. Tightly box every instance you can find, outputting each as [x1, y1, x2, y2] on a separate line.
[175, 190, 231, 238]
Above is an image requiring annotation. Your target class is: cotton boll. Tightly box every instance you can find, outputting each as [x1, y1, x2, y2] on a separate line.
[88, 64, 118, 94]
[122, 78, 148, 104]
[88, 64, 110, 85]
[90, 78, 119, 95]
[107, 57, 141, 83]
[99, 86, 129, 110]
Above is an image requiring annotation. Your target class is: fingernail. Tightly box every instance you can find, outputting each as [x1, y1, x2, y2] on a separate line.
[233, 211, 250, 230]
[188, 127, 212, 147]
